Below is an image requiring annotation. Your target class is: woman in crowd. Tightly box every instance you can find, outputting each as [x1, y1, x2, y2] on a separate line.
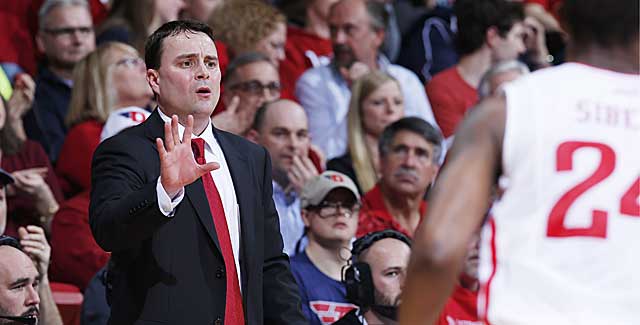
[96, 0, 185, 52]
[0, 74, 62, 237]
[208, 0, 287, 69]
[327, 71, 405, 194]
[55, 42, 152, 198]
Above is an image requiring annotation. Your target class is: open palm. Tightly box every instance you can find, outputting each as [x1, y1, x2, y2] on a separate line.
[157, 115, 219, 198]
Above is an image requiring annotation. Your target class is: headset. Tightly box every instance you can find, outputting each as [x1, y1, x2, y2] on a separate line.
[343, 229, 412, 309]
[0, 235, 38, 325]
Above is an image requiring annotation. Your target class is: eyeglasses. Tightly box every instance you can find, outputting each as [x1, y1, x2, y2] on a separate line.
[311, 201, 361, 218]
[114, 57, 145, 69]
[229, 80, 281, 96]
[43, 26, 94, 38]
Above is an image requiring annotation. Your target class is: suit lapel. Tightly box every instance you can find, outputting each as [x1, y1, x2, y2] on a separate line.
[214, 128, 256, 296]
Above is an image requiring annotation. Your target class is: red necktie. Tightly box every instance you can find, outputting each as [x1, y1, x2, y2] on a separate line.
[191, 138, 245, 325]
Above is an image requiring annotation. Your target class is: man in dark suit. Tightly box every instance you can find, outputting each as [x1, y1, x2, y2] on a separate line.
[89, 20, 307, 325]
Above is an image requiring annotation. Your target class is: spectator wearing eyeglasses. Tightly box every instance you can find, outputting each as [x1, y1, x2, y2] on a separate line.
[214, 52, 281, 136]
[357, 117, 442, 238]
[23, 0, 96, 164]
[290, 171, 360, 325]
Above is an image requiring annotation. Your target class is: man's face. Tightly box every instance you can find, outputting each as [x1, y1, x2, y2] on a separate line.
[380, 130, 439, 197]
[254, 22, 287, 68]
[491, 22, 526, 62]
[303, 188, 359, 244]
[328, 0, 384, 68]
[148, 32, 221, 121]
[362, 238, 410, 307]
[254, 101, 310, 174]
[0, 247, 40, 323]
[223, 61, 280, 116]
[36, 5, 95, 71]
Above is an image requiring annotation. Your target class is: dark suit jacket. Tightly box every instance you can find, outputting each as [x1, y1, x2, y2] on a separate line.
[89, 109, 307, 325]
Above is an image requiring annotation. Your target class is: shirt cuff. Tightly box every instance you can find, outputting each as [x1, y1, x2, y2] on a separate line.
[156, 177, 184, 217]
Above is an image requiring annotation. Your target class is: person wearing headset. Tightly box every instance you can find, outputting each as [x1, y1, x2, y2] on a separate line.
[0, 167, 62, 325]
[335, 229, 411, 325]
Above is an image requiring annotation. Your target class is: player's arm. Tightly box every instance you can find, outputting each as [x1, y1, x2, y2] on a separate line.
[399, 94, 506, 324]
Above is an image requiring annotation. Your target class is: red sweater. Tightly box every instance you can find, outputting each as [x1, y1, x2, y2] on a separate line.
[437, 284, 480, 325]
[50, 190, 110, 291]
[426, 66, 478, 138]
[280, 25, 333, 101]
[55, 119, 103, 198]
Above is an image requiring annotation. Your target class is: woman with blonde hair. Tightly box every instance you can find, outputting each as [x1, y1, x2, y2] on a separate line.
[327, 71, 404, 194]
[208, 0, 287, 68]
[55, 42, 152, 197]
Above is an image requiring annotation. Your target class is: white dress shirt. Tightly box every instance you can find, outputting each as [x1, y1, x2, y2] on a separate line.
[155, 109, 242, 286]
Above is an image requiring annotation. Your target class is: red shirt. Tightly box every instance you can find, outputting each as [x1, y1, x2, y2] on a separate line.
[437, 284, 480, 325]
[280, 25, 333, 100]
[426, 66, 478, 138]
[55, 119, 103, 198]
[356, 184, 427, 238]
[50, 191, 110, 291]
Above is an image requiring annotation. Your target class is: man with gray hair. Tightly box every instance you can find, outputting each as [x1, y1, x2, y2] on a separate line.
[357, 117, 442, 238]
[295, 0, 438, 160]
[477, 60, 530, 99]
[23, 0, 96, 162]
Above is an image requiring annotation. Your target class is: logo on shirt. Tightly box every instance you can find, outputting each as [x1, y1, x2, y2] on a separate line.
[310, 301, 356, 324]
[118, 111, 147, 123]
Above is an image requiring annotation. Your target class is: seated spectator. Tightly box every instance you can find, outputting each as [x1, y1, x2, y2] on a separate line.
[50, 190, 110, 291]
[436, 234, 481, 325]
[208, 1, 287, 71]
[426, 0, 525, 139]
[0, 168, 63, 325]
[214, 52, 281, 136]
[55, 42, 152, 198]
[478, 59, 530, 99]
[180, 0, 224, 22]
[96, 0, 184, 52]
[246, 99, 319, 255]
[296, 0, 437, 160]
[327, 71, 404, 194]
[291, 171, 360, 324]
[24, 0, 96, 163]
[278, 0, 335, 96]
[357, 117, 442, 238]
[1, 81, 62, 238]
[334, 229, 411, 325]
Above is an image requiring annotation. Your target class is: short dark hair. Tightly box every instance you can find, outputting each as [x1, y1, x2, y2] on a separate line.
[378, 117, 443, 163]
[560, 0, 638, 50]
[223, 51, 274, 86]
[454, 0, 524, 56]
[144, 20, 214, 70]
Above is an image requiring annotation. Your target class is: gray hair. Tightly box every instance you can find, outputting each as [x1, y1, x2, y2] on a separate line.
[379, 117, 443, 165]
[478, 60, 530, 99]
[39, 0, 89, 29]
[223, 51, 275, 86]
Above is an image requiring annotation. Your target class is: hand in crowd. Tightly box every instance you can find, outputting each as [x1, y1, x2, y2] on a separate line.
[11, 167, 59, 231]
[339, 61, 370, 85]
[523, 16, 551, 68]
[157, 115, 220, 198]
[211, 96, 256, 135]
[286, 155, 319, 195]
[7, 73, 36, 119]
[18, 225, 51, 276]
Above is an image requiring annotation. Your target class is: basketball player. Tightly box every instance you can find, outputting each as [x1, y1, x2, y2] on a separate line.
[399, 0, 639, 324]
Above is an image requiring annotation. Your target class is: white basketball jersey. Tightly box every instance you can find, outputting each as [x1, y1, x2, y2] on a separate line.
[477, 63, 640, 325]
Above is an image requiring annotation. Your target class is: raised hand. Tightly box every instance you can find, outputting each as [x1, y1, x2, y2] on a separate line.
[157, 115, 220, 198]
[7, 73, 36, 119]
[18, 225, 51, 276]
[286, 155, 320, 195]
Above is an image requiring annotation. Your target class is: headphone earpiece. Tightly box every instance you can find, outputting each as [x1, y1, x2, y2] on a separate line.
[344, 261, 374, 308]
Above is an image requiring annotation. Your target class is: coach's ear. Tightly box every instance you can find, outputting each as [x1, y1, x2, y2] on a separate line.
[147, 69, 160, 97]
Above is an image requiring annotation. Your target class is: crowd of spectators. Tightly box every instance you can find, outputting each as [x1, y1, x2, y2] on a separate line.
[0, 0, 563, 324]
